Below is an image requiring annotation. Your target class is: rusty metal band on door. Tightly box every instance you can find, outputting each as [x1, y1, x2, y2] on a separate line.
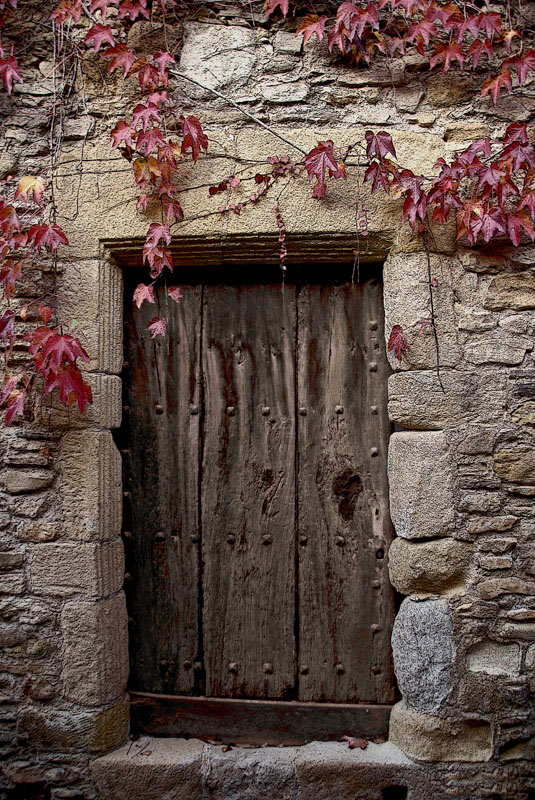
[119, 269, 395, 741]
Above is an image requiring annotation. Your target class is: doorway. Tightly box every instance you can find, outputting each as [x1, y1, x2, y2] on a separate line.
[117, 264, 396, 744]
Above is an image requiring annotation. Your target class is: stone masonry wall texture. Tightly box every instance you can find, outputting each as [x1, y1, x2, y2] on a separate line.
[1, 2, 535, 799]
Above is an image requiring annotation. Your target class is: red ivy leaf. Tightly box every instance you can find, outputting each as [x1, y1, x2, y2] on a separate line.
[504, 49, 535, 86]
[4, 390, 26, 425]
[38, 304, 53, 325]
[0, 55, 23, 94]
[44, 362, 93, 412]
[153, 49, 175, 75]
[0, 309, 16, 352]
[28, 223, 69, 252]
[364, 130, 396, 161]
[111, 120, 134, 149]
[481, 69, 512, 105]
[146, 317, 167, 338]
[297, 15, 326, 44]
[133, 283, 155, 308]
[304, 140, 346, 199]
[180, 115, 208, 162]
[84, 23, 115, 52]
[364, 160, 392, 194]
[387, 324, 408, 362]
[168, 286, 183, 302]
[132, 103, 162, 131]
[264, 0, 288, 18]
[429, 41, 464, 72]
[26, 327, 90, 372]
[101, 44, 136, 78]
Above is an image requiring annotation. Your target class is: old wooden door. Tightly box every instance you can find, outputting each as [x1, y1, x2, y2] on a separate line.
[119, 266, 396, 744]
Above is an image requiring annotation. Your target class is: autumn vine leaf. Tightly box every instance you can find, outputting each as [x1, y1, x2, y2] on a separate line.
[388, 325, 408, 362]
[297, 15, 327, 44]
[304, 140, 346, 199]
[481, 68, 512, 104]
[0, 54, 22, 94]
[15, 176, 46, 204]
[147, 317, 167, 338]
[364, 131, 396, 161]
[84, 23, 115, 52]
[180, 115, 208, 162]
[133, 283, 155, 308]
[28, 224, 69, 252]
[168, 286, 183, 302]
[264, 0, 288, 18]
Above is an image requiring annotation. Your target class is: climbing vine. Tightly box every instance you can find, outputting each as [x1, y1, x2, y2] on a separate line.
[0, 0, 534, 422]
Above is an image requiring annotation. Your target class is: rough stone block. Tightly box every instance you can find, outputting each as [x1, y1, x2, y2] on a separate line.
[494, 446, 535, 484]
[18, 522, 61, 542]
[0, 571, 26, 594]
[261, 81, 309, 104]
[387, 370, 505, 430]
[478, 538, 516, 554]
[478, 577, 535, 599]
[444, 122, 490, 142]
[30, 539, 124, 597]
[478, 555, 512, 570]
[389, 701, 493, 762]
[388, 431, 454, 539]
[467, 641, 520, 675]
[458, 492, 501, 514]
[388, 538, 473, 596]
[464, 332, 532, 365]
[273, 31, 302, 55]
[3, 469, 54, 494]
[457, 311, 496, 332]
[61, 593, 129, 706]
[391, 598, 455, 713]
[499, 313, 530, 334]
[458, 429, 495, 455]
[484, 272, 535, 311]
[18, 694, 129, 753]
[0, 551, 24, 570]
[92, 738, 205, 799]
[512, 401, 535, 430]
[383, 253, 460, 370]
[59, 430, 121, 541]
[467, 516, 518, 534]
[179, 23, 256, 92]
[502, 623, 535, 640]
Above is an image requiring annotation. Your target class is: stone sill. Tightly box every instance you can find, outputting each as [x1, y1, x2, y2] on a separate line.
[90, 736, 426, 800]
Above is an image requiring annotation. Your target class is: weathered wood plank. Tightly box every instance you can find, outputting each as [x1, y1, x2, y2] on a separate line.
[122, 278, 202, 694]
[297, 280, 395, 703]
[130, 691, 391, 745]
[201, 283, 296, 698]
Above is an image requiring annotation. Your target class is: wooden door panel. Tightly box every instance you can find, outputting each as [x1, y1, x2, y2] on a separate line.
[123, 283, 202, 694]
[297, 280, 395, 703]
[201, 284, 297, 698]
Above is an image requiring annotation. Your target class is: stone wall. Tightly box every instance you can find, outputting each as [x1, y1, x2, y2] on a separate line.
[1, 6, 535, 799]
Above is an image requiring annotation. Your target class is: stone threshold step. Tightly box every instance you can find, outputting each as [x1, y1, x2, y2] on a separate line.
[91, 737, 433, 800]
